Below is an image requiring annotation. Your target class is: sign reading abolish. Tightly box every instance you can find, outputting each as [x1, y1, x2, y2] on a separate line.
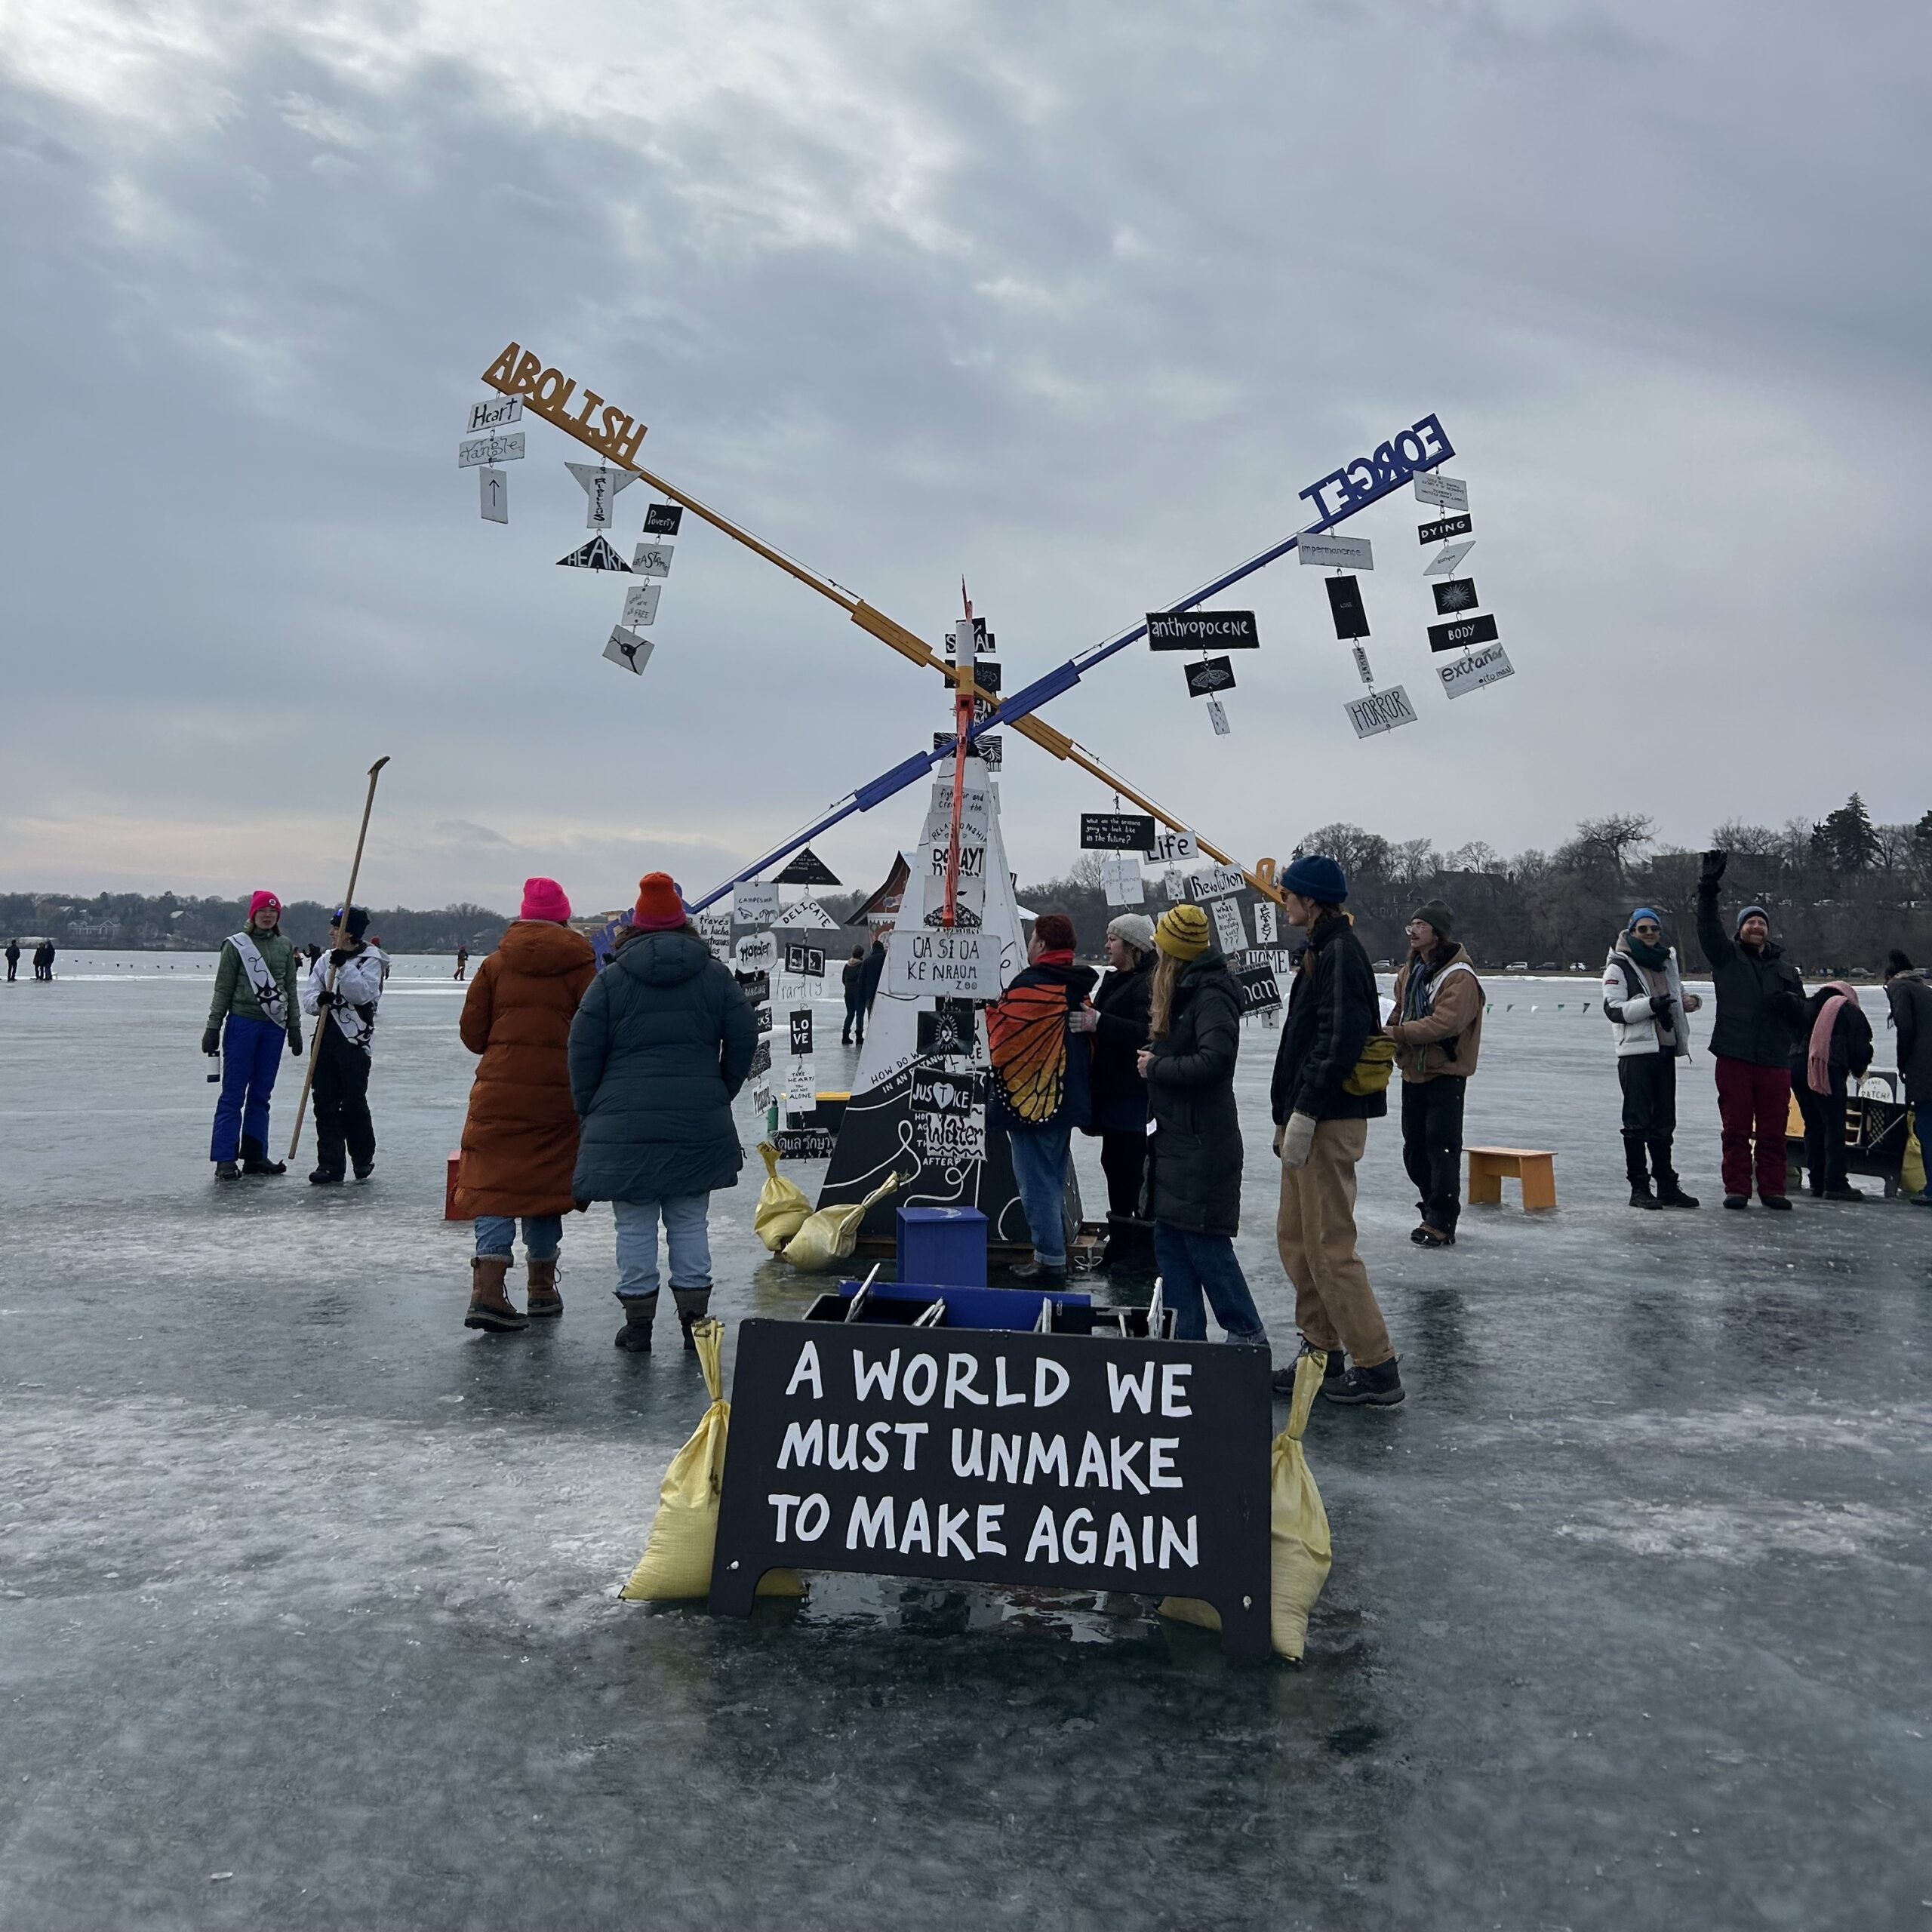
[481, 342, 648, 466]
[1080, 812, 1157, 852]
[1146, 611, 1259, 651]
[709, 1320, 1273, 1660]
[1298, 413, 1454, 528]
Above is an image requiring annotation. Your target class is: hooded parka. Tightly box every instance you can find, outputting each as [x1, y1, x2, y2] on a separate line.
[1144, 950, 1244, 1235]
[568, 927, 756, 1202]
[454, 920, 597, 1217]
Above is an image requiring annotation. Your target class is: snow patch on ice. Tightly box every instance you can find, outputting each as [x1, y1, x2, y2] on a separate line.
[1552, 1500, 1914, 1563]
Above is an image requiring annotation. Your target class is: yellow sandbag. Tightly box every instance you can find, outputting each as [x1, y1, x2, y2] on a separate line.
[1906, 1121, 1925, 1198]
[620, 1318, 803, 1601]
[1158, 1348, 1333, 1660]
[780, 1171, 900, 1272]
[754, 1140, 812, 1253]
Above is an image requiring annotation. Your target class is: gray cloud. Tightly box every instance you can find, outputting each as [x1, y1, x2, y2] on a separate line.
[1, 0, 1927, 915]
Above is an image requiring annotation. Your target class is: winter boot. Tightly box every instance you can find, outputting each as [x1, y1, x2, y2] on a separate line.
[1647, 1139, 1697, 1207]
[1629, 1183, 1660, 1209]
[352, 1159, 374, 1181]
[1411, 1220, 1456, 1245]
[1823, 1184, 1867, 1202]
[672, 1286, 712, 1351]
[1323, 1357, 1405, 1407]
[1272, 1341, 1344, 1399]
[214, 1160, 240, 1180]
[525, 1257, 562, 1318]
[1012, 1258, 1068, 1286]
[1761, 1194, 1793, 1211]
[1624, 1134, 1657, 1208]
[1722, 1195, 1750, 1210]
[463, 1256, 527, 1333]
[614, 1293, 657, 1352]
[308, 1167, 343, 1186]
[239, 1135, 286, 1177]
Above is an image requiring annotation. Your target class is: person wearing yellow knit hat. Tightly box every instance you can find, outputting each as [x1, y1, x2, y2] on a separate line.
[1131, 905, 1269, 1350]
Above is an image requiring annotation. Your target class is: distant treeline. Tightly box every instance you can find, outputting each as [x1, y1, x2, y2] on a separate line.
[1019, 797, 1932, 977]
[0, 894, 511, 954]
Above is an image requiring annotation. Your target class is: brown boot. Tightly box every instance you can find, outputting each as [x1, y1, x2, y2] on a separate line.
[526, 1256, 562, 1318]
[463, 1255, 527, 1333]
[672, 1285, 712, 1351]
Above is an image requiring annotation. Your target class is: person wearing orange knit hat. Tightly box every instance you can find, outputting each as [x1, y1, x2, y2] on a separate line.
[567, 872, 756, 1351]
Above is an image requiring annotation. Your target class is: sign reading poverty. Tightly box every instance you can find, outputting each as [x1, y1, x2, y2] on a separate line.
[709, 1321, 1273, 1659]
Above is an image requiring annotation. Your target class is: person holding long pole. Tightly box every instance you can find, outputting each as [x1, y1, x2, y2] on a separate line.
[302, 906, 385, 1185]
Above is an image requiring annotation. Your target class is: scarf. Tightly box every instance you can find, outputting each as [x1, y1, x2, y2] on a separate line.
[1807, 981, 1859, 1096]
[1401, 945, 1451, 1023]
[1627, 933, 1670, 972]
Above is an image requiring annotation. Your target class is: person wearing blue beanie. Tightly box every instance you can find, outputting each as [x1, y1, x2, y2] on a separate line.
[1627, 906, 1663, 932]
[1281, 853, 1348, 906]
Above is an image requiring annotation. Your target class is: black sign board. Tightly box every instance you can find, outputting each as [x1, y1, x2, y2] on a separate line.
[917, 1000, 979, 1059]
[774, 1129, 836, 1161]
[752, 1003, 773, 1035]
[1232, 963, 1283, 1014]
[1146, 611, 1260, 651]
[1427, 612, 1501, 654]
[734, 971, 770, 1005]
[749, 1038, 772, 1078]
[966, 659, 1001, 694]
[1430, 577, 1479, 616]
[1183, 656, 1236, 699]
[1324, 575, 1370, 640]
[783, 943, 826, 978]
[909, 1066, 984, 1164]
[774, 847, 841, 887]
[1417, 512, 1473, 546]
[789, 1010, 814, 1056]
[644, 503, 684, 535]
[1080, 812, 1158, 852]
[936, 731, 1003, 770]
[710, 1319, 1273, 1660]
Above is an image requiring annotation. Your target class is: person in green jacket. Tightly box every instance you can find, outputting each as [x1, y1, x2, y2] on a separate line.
[202, 890, 304, 1178]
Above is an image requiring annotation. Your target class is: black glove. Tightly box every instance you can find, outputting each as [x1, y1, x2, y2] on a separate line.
[288, 1032, 303, 1058]
[1699, 848, 1727, 884]
[330, 947, 354, 968]
[314, 987, 338, 1011]
[1647, 993, 1674, 1017]
[201, 1026, 220, 1056]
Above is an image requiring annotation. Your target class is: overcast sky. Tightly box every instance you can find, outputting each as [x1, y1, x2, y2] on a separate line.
[2, 0, 1926, 915]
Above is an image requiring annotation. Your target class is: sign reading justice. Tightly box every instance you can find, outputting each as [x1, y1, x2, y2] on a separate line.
[711, 1321, 1273, 1659]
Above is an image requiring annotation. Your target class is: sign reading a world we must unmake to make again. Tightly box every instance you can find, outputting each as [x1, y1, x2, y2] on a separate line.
[709, 1320, 1274, 1660]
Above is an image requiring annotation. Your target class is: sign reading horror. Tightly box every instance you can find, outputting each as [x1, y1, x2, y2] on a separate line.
[710, 1321, 1273, 1659]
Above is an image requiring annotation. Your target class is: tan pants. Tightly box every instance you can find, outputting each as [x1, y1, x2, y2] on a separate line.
[1275, 1118, 1394, 1369]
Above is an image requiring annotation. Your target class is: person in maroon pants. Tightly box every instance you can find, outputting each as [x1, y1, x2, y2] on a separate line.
[1694, 850, 1808, 1209]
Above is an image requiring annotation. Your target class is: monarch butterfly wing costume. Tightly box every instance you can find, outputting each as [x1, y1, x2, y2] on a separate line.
[986, 980, 1072, 1124]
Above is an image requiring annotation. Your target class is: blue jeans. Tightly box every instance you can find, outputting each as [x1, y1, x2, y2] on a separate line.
[473, 1214, 562, 1261]
[1154, 1223, 1268, 1346]
[614, 1195, 712, 1301]
[211, 1014, 284, 1161]
[1007, 1122, 1072, 1266]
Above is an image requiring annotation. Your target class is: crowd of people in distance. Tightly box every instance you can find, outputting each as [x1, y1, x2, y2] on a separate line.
[5, 938, 57, 980]
[186, 844, 1930, 1385]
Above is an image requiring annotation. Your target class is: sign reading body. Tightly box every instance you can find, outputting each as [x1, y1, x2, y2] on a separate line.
[1346, 685, 1420, 739]
[1439, 641, 1515, 698]
[709, 1320, 1274, 1661]
[1146, 611, 1260, 651]
[1427, 613, 1500, 654]
[1080, 813, 1157, 852]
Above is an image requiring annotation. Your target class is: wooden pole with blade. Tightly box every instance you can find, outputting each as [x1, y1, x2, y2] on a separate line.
[285, 756, 391, 1161]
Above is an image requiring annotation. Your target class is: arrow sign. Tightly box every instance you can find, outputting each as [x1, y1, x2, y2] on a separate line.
[1413, 472, 1469, 512]
[1345, 685, 1419, 738]
[1418, 513, 1473, 546]
[1431, 577, 1479, 615]
[1081, 812, 1156, 851]
[1325, 575, 1370, 640]
[458, 432, 525, 468]
[1427, 612, 1500, 654]
[603, 626, 654, 675]
[1297, 531, 1374, 571]
[1423, 540, 1475, 577]
[774, 847, 841, 886]
[558, 535, 632, 572]
[1183, 656, 1235, 698]
[644, 503, 685, 535]
[478, 466, 508, 524]
[566, 461, 638, 530]
[1147, 611, 1259, 651]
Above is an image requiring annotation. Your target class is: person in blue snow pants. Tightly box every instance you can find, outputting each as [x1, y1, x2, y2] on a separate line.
[202, 891, 304, 1177]
[212, 1015, 288, 1165]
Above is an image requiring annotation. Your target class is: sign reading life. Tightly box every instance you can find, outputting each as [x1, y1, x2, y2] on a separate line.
[710, 1320, 1273, 1659]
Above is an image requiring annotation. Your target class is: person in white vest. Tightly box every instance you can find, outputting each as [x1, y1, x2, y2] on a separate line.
[1602, 906, 1702, 1209]
[202, 890, 304, 1178]
[303, 904, 384, 1185]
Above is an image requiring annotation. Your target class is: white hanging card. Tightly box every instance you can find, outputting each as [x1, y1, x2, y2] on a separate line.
[478, 466, 508, 523]
[1213, 898, 1247, 955]
[1206, 697, 1231, 736]
[1254, 901, 1279, 946]
[622, 582, 662, 628]
[566, 461, 638, 530]
[1413, 472, 1470, 512]
[1297, 531, 1374, 571]
[632, 543, 675, 577]
[602, 626, 653, 675]
[1346, 685, 1420, 738]
[1186, 864, 1247, 901]
[734, 881, 781, 925]
[458, 432, 525, 469]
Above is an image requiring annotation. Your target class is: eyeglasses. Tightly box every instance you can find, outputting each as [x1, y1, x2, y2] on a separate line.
[1633, 925, 1661, 937]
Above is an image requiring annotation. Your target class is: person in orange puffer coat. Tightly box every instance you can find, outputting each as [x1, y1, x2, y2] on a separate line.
[457, 878, 597, 1333]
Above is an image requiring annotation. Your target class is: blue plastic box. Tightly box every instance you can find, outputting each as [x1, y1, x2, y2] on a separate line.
[835, 1279, 1091, 1332]
[896, 1205, 988, 1287]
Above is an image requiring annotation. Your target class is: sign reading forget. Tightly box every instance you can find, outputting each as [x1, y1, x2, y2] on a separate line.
[1297, 413, 1454, 528]
[709, 1320, 1274, 1660]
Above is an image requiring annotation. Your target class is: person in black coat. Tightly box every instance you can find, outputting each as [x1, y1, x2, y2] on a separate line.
[569, 872, 756, 1351]
[1884, 952, 1932, 1205]
[858, 936, 887, 1018]
[1072, 913, 1156, 1218]
[1136, 906, 1267, 1348]
[841, 944, 866, 1045]
[1789, 980, 1874, 1200]
[1269, 854, 1401, 1407]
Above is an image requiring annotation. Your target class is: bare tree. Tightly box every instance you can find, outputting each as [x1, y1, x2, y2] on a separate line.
[1444, 840, 1502, 875]
[1571, 813, 1656, 878]
[1386, 837, 1438, 885]
[1294, 823, 1392, 881]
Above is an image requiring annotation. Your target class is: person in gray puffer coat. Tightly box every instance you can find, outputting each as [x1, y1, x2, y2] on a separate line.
[568, 872, 756, 1352]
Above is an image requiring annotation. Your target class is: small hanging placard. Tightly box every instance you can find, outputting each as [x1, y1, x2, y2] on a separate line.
[466, 396, 523, 433]
[774, 848, 841, 887]
[602, 626, 653, 675]
[622, 582, 662, 628]
[1439, 642, 1515, 698]
[1183, 657, 1235, 698]
[1147, 611, 1260, 651]
[1427, 613, 1500, 654]
[1345, 686, 1420, 739]
[1080, 812, 1157, 851]
[1412, 472, 1470, 512]
[566, 461, 638, 529]
[558, 535, 631, 572]
[789, 1010, 814, 1056]
[1206, 698, 1232, 737]
[458, 432, 525, 469]
[1325, 576, 1371, 640]
[1418, 513, 1473, 546]
[478, 466, 508, 523]
[1297, 531, 1374, 571]
[1352, 645, 1374, 686]
[644, 503, 685, 535]
[1431, 577, 1479, 616]
[1423, 540, 1475, 577]
[632, 543, 675, 578]
[734, 881, 781, 925]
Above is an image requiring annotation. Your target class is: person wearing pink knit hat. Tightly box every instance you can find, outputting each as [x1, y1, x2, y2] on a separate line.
[458, 878, 597, 1331]
[201, 888, 303, 1179]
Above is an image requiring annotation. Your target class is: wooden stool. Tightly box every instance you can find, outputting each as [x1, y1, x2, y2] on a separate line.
[1468, 1146, 1557, 1211]
[445, 1151, 466, 1221]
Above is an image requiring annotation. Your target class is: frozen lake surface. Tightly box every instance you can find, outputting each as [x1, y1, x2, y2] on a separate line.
[2, 954, 1927, 1928]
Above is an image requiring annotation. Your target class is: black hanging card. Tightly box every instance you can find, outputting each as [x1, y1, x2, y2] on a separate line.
[1426, 613, 1501, 654]
[1324, 576, 1371, 640]
[1431, 578, 1479, 616]
[644, 503, 684, 534]
[1183, 657, 1236, 698]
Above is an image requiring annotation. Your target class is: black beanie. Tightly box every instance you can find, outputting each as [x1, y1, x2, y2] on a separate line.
[1411, 899, 1455, 941]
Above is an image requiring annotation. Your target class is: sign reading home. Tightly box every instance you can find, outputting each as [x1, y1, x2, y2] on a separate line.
[710, 1320, 1273, 1659]
[1080, 813, 1158, 852]
[1146, 611, 1260, 651]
